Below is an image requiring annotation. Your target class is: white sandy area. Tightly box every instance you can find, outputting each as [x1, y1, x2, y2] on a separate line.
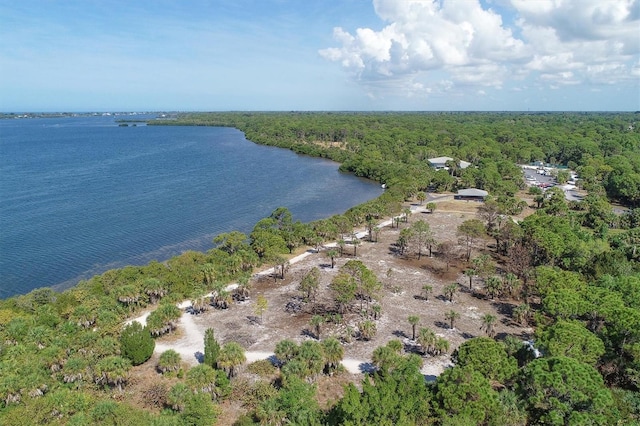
[123, 203, 450, 378]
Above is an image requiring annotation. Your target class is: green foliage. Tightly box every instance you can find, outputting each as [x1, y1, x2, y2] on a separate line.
[518, 356, 616, 425]
[257, 376, 322, 426]
[434, 366, 501, 425]
[329, 355, 431, 425]
[536, 320, 605, 365]
[119, 321, 155, 365]
[203, 328, 220, 369]
[157, 349, 181, 375]
[453, 337, 518, 384]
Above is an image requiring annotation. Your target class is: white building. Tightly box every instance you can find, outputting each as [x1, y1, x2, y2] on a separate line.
[428, 156, 471, 170]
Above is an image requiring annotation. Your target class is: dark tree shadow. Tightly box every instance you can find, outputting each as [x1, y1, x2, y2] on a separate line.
[424, 374, 438, 383]
[434, 320, 449, 329]
[359, 362, 376, 373]
[392, 330, 408, 339]
[247, 315, 261, 325]
[461, 332, 475, 339]
[491, 301, 514, 316]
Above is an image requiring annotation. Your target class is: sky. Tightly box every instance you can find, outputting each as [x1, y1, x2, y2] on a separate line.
[1, 0, 639, 111]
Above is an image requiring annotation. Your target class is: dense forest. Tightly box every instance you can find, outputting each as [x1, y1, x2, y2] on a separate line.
[1, 112, 638, 425]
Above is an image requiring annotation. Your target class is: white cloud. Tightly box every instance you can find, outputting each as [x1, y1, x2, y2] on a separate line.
[320, 0, 639, 101]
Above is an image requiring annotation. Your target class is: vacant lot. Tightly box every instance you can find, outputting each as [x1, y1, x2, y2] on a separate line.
[129, 196, 533, 422]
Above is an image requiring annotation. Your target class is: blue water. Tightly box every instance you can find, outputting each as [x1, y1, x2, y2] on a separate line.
[0, 115, 382, 298]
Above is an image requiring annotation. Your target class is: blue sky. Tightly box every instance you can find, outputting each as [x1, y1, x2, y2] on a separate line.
[1, 0, 638, 111]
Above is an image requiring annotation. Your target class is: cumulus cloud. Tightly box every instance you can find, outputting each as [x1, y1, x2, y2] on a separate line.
[319, 0, 639, 98]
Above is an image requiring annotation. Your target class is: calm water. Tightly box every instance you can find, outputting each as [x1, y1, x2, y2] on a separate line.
[0, 115, 382, 298]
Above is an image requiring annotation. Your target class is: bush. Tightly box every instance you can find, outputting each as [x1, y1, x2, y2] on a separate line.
[120, 321, 155, 365]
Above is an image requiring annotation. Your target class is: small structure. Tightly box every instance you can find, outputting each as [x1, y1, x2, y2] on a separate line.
[454, 188, 488, 201]
[428, 156, 471, 170]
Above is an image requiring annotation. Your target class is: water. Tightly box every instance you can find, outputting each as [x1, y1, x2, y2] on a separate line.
[0, 115, 382, 298]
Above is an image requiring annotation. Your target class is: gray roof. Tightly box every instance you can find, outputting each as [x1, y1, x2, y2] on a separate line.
[457, 188, 488, 197]
[428, 156, 471, 169]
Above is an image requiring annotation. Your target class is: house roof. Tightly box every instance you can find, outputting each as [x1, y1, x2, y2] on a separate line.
[428, 156, 471, 169]
[457, 188, 488, 197]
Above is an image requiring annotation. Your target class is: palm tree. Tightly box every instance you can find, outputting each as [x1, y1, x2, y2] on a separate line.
[337, 239, 346, 256]
[444, 310, 460, 329]
[464, 268, 476, 290]
[217, 342, 246, 378]
[485, 276, 503, 300]
[417, 192, 426, 205]
[326, 249, 339, 268]
[434, 337, 450, 355]
[186, 364, 218, 398]
[274, 339, 299, 365]
[167, 383, 191, 412]
[443, 283, 458, 302]
[143, 277, 167, 304]
[351, 234, 361, 256]
[157, 349, 181, 374]
[513, 303, 531, 326]
[393, 216, 402, 229]
[480, 314, 497, 338]
[426, 202, 436, 214]
[310, 315, 324, 340]
[372, 345, 401, 372]
[371, 304, 382, 320]
[502, 273, 521, 298]
[408, 315, 420, 340]
[358, 320, 377, 341]
[201, 263, 216, 286]
[321, 337, 344, 375]
[421, 284, 433, 301]
[417, 327, 436, 355]
[403, 207, 412, 223]
[94, 356, 131, 392]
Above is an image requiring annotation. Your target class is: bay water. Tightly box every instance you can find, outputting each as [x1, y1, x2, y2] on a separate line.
[0, 115, 382, 298]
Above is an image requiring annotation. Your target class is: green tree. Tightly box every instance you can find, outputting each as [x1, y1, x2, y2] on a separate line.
[94, 356, 131, 391]
[181, 393, 218, 426]
[326, 248, 339, 268]
[358, 320, 377, 341]
[421, 284, 433, 301]
[537, 320, 605, 366]
[480, 314, 497, 338]
[203, 328, 220, 369]
[410, 219, 434, 259]
[434, 366, 501, 425]
[321, 337, 344, 374]
[275, 339, 300, 365]
[417, 327, 437, 355]
[444, 283, 458, 302]
[119, 321, 155, 366]
[444, 310, 460, 329]
[299, 267, 320, 305]
[408, 315, 420, 340]
[167, 382, 191, 412]
[310, 315, 324, 340]
[217, 342, 246, 378]
[254, 295, 268, 324]
[157, 349, 181, 375]
[464, 268, 476, 290]
[518, 356, 616, 425]
[454, 337, 518, 384]
[186, 364, 218, 398]
[485, 275, 503, 300]
[457, 219, 485, 261]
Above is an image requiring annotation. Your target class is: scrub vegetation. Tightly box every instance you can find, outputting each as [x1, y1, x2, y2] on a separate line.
[1, 112, 638, 425]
